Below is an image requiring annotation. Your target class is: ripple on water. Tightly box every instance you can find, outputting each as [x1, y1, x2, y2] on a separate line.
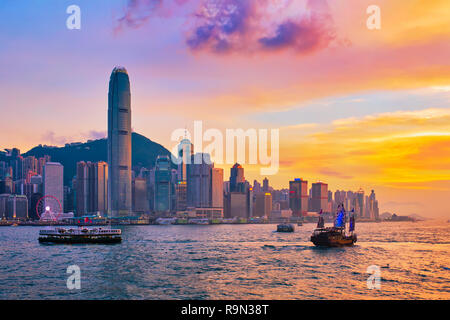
[0, 222, 449, 299]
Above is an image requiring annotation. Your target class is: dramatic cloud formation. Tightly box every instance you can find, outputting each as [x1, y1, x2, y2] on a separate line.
[279, 107, 450, 189]
[186, 0, 337, 54]
[116, 0, 337, 54]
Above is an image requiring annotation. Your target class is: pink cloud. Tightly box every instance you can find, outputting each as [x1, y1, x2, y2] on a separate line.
[115, 0, 338, 55]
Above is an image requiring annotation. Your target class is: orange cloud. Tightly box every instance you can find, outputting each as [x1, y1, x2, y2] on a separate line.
[262, 107, 450, 217]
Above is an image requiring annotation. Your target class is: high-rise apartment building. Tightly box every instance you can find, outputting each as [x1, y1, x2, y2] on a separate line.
[289, 178, 308, 217]
[43, 162, 64, 213]
[311, 182, 328, 213]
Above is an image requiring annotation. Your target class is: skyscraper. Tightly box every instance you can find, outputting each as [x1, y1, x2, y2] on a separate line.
[154, 155, 172, 213]
[76, 161, 89, 216]
[43, 162, 64, 213]
[177, 138, 193, 182]
[210, 168, 224, 208]
[187, 153, 213, 208]
[254, 193, 272, 217]
[356, 188, 365, 217]
[289, 178, 308, 217]
[311, 182, 328, 213]
[108, 66, 132, 217]
[132, 177, 149, 214]
[230, 163, 245, 192]
[76, 161, 108, 216]
[262, 177, 269, 193]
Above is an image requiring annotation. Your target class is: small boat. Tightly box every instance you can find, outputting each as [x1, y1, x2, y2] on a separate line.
[189, 218, 210, 225]
[155, 217, 176, 225]
[38, 227, 122, 244]
[310, 205, 357, 247]
[277, 223, 295, 232]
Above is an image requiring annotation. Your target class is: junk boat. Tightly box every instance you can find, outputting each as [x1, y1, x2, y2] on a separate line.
[39, 227, 122, 244]
[310, 205, 357, 247]
[277, 223, 295, 232]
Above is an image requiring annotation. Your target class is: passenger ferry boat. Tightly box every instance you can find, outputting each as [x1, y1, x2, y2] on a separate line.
[277, 223, 295, 232]
[39, 227, 122, 244]
[310, 206, 357, 247]
[188, 218, 210, 225]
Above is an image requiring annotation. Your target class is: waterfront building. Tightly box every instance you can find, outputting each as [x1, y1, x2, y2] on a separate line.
[270, 209, 293, 220]
[6, 195, 28, 220]
[175, 181, 187, 211]
[211, 168, 224, 208]
[154, 155, 172, 213]
[132, 177, 149, 214]
[311, 182, 328, 213]
[108, 66, 132, 217]
[289, 178, 308, 217]
[224, 192, 247, 218]
[95, 161, 108, 215]
[43, 162, 64, 213]
[29, 192, 42, 220]
[356, 188, 365, 217]
[0, 194, 9, 219]
[254, 193, 272, 217]
[75, 161, 108, 216]
[76, 161, 89, 216]
[187, 153, 213, 208]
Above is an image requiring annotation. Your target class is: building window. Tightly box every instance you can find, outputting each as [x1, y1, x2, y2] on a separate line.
[118, 130, 128, 135]
[119, 108, 128, 113]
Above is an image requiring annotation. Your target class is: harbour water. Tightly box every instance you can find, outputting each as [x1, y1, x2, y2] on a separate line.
[0, 221, 449, 299]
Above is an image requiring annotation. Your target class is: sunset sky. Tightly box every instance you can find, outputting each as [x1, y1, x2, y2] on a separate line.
[0, 0, 449, 218]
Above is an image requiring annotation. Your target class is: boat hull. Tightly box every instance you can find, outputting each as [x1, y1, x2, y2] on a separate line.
[39, 235, 122, 244]
[277, 224, 295, 232]
[310, 233, 357, 247]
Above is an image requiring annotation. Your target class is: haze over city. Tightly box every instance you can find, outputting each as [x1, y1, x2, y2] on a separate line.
[0, 0, 449, 218]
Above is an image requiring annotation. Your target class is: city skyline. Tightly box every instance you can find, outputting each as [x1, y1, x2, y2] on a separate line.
[0, 1, 449, 218]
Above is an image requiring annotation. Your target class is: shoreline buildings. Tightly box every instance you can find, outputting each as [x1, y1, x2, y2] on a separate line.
[0, 66, 381, 222]
[107, 67, 133, 217]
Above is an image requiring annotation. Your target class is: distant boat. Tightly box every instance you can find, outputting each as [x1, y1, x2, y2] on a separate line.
[189, 218, 210, 225]
[277, 223, 295, 232]
[310, 205, 356, 247]
[155, 218, 176, 225]
[38, 227, 122, 244]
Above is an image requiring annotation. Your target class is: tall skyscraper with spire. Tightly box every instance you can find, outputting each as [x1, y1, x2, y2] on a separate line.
[108, 66, 132, 217]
